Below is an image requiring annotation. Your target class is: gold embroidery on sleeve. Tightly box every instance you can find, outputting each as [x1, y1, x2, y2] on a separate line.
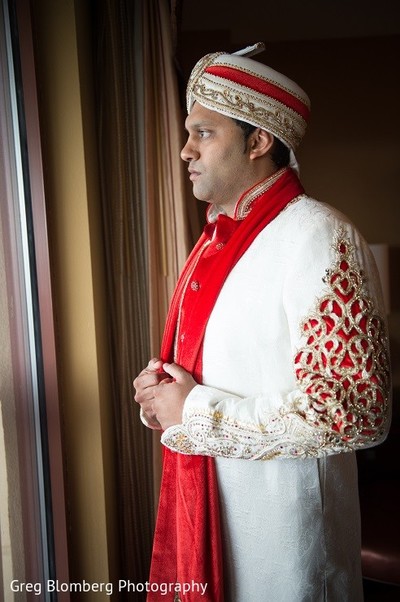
[294, 229, 390, 445]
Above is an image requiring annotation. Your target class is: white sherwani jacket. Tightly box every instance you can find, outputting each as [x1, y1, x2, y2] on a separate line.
[156, 194, 391, 601]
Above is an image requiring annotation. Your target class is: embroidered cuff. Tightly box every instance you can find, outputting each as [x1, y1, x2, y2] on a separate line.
[161, 385, 389, 460]
[161, 403, 352, 460]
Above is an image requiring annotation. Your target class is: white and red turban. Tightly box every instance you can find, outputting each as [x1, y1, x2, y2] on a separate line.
[186, 43, 311, 171]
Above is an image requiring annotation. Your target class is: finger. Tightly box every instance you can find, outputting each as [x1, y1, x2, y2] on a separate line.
[135, 386, 156, 401]
[162, 362, 186, 381]
[133, 373, 155, 391]
[146, 358, 163, 371]
[134, 368, 167, 391]
[158, 377, 174, 385]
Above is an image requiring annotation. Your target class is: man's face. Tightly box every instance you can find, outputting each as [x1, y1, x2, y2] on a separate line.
[181, 103, 255, 216]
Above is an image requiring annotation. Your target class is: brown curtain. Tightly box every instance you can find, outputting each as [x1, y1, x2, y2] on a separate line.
[143, 0, 197, 508]
[93, 0, 198, 595]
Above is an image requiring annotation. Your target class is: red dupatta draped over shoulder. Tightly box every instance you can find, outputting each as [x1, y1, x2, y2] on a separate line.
[148, 168, 304, 601]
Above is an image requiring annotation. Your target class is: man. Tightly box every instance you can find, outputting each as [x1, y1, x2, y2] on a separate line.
[134, 44, 391, 601]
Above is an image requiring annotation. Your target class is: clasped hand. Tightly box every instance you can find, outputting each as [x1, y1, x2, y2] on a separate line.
[133, 358, 197, 430]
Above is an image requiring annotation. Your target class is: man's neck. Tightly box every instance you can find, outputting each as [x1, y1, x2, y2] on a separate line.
[207, 167, 288, 223]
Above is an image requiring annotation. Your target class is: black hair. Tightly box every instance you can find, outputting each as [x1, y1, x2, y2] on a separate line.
[233, 118, 291, 169]
[270, 137, 291, 169]
[233, 118, 257, 150]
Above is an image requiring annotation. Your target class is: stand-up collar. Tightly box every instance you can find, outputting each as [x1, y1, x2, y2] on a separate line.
[206, 167, 289, 224]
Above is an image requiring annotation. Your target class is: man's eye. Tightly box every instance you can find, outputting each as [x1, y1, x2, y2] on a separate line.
[198, 130, 211, 138]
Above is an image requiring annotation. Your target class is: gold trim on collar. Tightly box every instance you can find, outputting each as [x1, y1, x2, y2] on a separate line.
[234, 167, 288, 220]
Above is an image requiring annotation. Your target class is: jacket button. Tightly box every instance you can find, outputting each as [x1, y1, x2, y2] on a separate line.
[190, 280, 200, 291]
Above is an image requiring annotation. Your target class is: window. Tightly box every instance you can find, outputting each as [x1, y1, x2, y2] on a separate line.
[0, 1, 68, 598]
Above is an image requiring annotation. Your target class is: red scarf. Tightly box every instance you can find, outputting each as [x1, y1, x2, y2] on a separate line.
[148, 168, 304, 601]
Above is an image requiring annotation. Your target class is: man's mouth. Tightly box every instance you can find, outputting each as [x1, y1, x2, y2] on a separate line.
[188, 169, 200, 181]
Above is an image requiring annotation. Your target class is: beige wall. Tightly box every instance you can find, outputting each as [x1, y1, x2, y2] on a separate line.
[31, 0, 117, 592]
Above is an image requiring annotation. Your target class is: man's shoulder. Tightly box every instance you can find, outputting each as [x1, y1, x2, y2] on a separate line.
[284, 194, 352, 226]
[273, 194, 358, 240]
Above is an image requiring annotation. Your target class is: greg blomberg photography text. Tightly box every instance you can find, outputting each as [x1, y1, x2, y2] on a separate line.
[10, 579, 208, 596]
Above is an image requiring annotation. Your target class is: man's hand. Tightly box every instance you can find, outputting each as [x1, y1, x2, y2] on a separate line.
[133, 358, 167, 429]
[153, 363, 197, 430]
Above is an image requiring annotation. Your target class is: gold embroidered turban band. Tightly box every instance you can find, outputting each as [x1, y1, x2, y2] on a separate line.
[186, 43, 311, 171]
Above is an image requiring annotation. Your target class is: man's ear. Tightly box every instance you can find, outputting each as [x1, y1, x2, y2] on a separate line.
[249, 128, 274, 159]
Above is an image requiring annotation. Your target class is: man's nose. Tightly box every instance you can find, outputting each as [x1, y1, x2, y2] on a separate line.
[180, 139, 198, 162]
